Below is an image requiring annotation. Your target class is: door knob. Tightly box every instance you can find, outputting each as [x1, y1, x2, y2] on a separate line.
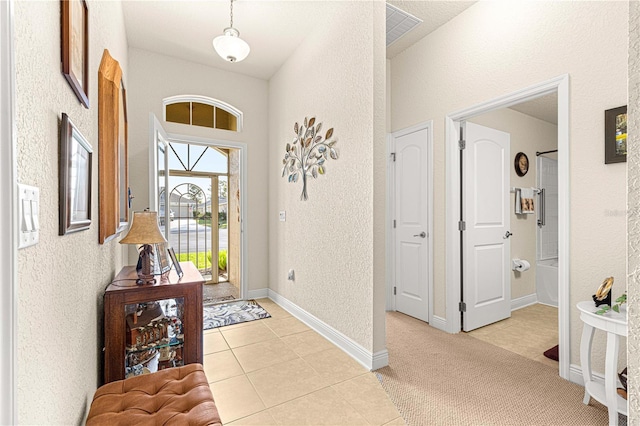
[503, 231, 513, 239]
[413, 232, 426, 238]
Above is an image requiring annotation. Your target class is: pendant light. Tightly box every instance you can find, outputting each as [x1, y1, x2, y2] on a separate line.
[213, 0, 250, 63]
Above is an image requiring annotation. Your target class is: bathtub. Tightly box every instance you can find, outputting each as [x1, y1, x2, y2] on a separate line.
[536, 258, 558, 307]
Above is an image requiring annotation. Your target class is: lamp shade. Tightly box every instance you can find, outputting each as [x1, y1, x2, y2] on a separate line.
[213, 27, 250, 63]
[119, 211, 167, 245]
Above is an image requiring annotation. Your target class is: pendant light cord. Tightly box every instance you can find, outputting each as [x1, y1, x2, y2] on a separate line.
[229, 0, 234, 28]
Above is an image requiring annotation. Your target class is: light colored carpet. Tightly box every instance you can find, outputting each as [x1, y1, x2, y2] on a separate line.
[376, 312, 623, 426]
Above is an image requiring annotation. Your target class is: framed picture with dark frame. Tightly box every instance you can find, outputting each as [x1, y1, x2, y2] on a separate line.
[514, 152, 529, 177]
[59, 113, 92, 235]
[61, 0, 89, 108]
[167, 247, 183, 278]
[604, 105, 627, 164]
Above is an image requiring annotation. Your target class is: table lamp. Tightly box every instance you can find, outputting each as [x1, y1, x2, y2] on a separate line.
[119, 210, 168, 284]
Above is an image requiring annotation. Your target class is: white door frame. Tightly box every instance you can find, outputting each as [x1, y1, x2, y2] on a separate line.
[0, 0, 16, 422]
[387, 120, 434, 325]
[445, 74, 570, 380]
[149, 129, 249, 300]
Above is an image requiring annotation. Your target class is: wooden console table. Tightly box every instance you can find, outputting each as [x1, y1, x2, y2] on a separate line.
[103, 262, 204, 383]
[577, 300, 627, 425]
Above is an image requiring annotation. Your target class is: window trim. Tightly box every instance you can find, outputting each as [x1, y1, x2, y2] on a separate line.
[163, 95, 243, 132]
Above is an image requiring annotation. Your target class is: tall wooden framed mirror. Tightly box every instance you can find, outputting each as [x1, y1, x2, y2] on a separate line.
[98, 49, 130, 243]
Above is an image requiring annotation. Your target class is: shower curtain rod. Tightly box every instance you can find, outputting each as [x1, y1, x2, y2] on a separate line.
[536, 149, 558, 156]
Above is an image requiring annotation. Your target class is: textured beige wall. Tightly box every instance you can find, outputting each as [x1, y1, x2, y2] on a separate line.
[127, 48, 269, 291]
[14, 1, 129, 423]
[269, 1, 385, 352]
[627, 0, 639, 421]
[391, 1, 628, 368]
[469, 108, 557, 301]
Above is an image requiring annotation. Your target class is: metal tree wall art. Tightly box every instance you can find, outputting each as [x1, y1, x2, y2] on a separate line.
[281, 117, 339, 200]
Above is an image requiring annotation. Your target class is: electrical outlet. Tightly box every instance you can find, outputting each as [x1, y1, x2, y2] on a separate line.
[288, 269, 295, 281]
[279, 211, 286, 222]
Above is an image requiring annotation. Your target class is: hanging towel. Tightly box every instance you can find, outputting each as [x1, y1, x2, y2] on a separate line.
[521, 188, 535, 214]
[515, 188, 523, 214]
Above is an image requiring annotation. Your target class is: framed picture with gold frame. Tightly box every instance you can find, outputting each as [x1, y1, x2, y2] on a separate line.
[61, 0, 89, 108]
[98, 49, 130, 243]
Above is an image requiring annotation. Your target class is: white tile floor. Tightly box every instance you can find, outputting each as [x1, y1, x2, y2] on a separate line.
[466, 303, 559, 369]
[203, 298, 403, 425]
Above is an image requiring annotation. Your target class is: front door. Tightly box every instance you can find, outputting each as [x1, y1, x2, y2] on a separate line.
[462, 122, 511, 331]
[393, 125, 430, 322]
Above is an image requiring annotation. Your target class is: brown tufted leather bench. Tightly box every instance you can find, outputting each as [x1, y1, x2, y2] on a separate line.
[86, 363, 221, 426]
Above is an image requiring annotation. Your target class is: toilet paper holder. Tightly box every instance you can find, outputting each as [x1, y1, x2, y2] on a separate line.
[512, 258, 530, 271]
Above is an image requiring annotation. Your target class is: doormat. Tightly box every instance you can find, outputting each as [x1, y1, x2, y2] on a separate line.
[543, 344, 559, 362]
[203, 299, 271, 330]
[203, 295, 235, 305]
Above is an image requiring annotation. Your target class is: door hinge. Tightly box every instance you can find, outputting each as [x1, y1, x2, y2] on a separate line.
[393, 220, 396, 228]
[390, 152, 396, 162]
[394, 286, 397, 295]
[458, 220, 466, 231]
[458, 139, 466, 150]
[459, 301, 466, 312]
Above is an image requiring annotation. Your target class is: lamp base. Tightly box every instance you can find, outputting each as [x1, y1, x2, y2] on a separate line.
[136, 244, 156, 285]
[136, 275, 156, 286]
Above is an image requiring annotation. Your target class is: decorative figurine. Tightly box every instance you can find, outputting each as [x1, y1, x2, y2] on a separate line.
[592, 276, 614, 307]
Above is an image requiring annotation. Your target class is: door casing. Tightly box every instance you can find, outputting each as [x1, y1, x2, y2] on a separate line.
[387, 120, 434, 326]
[0, 0, 16, 422]
[445, 75, 570, 380]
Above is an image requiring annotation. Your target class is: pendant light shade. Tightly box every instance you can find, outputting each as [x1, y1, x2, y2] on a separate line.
[213, 27, 250, 63]
[213, 0, 250, 63]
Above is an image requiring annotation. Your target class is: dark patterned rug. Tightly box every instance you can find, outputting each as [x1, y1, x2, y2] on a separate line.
[203, 299, 271, 330]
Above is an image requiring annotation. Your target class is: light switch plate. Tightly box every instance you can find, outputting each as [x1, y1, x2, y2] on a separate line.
[279, 211, 286, 222]
[18, 183, 39, 249]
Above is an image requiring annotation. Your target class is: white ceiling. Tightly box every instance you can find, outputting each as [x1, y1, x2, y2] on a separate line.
[122, 1, 477, 80]
[510, 92, 558, 125]
[122, 1, 334, 81]
[122, 1, 558, 122]
[386, 1, 476, 58]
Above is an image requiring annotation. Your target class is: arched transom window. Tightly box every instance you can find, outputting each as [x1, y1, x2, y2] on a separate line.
[163, 95, 243, 132]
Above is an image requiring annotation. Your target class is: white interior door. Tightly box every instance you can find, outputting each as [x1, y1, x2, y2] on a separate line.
[462, 122, 510, 332]
[149, 113, 170, 237]
[394, 126, 429, 322]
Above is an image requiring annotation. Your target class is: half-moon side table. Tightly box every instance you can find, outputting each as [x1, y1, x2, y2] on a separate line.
[577, 301, 627, 425]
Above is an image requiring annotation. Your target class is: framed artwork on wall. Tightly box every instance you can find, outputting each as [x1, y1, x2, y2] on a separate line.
[98, 49, 130, 243]
[604, 105, 627, 164]
[59, 113, 92, 235]
[514, 152, 529, 177]
[61, 0, 89, 108]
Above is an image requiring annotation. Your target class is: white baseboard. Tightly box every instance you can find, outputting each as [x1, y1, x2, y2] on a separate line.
[372, 350, 389, 370]
[511, 293, 538, 311]
[430, 315, 447, 332]
[247, 288, 269, 299]
[267, 290, 387, 371]
[569, 363, 605, 387]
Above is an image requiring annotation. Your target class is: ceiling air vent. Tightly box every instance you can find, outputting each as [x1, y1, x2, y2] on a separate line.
[386, 3, 422, 47]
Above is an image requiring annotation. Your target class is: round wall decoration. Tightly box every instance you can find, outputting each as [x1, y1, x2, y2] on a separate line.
[514, 152, 529, 177]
